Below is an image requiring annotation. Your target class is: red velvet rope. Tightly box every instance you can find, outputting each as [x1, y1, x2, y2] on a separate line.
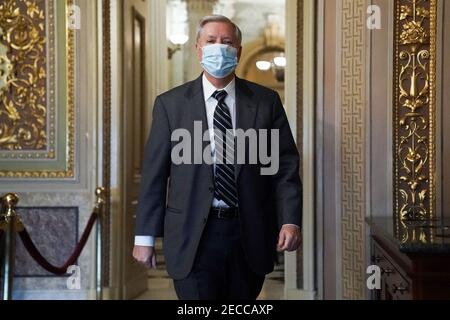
[17, 209, 98, 275]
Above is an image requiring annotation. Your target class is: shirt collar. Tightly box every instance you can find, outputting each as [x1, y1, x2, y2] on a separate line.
[202, 73, 236, 102]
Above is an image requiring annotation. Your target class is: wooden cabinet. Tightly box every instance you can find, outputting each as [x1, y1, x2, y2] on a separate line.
[372, 240, 412, 300]
[368, 218, 450, 300]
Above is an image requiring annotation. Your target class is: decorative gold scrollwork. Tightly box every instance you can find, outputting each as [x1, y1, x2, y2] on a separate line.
[394, 0, 436, 221]
[0, 34, 13, 91]
[396, 219, 429, 244]
[0, 0, 75, 178]
[0, 0, 47, 150]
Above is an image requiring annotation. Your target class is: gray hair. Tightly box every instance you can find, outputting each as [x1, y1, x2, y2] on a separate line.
[196, 15, 242, 45]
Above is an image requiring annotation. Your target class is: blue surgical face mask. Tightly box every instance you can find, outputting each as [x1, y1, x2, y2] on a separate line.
[201, 44, 238, 79]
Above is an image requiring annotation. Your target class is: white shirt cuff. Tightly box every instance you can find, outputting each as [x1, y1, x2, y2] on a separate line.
[283, 224, 300, 229]
[134, 236, 155, 247]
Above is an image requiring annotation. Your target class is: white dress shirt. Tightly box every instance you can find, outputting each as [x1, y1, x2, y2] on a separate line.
[135, 75, 298, 247]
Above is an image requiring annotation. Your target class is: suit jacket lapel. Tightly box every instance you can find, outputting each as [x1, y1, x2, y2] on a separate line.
[235, 77, 257, 179]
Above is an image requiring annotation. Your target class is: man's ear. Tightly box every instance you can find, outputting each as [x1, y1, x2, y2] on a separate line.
[237, 46, 243, 62]
[196, 43, 203, 61]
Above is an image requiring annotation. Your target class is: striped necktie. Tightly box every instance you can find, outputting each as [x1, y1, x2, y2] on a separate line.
[212, 90, 238, 208]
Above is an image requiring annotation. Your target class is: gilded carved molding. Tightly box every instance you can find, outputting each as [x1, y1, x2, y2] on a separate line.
[394, 0, 437, 221]
[0, 0, 48, 151]
[0, 0, 75, 179]
[0, 41, 12, 91]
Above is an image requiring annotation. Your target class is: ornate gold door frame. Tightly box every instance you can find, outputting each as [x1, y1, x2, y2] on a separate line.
[0, 0, 75, 179]
[393, 0, 437, 221]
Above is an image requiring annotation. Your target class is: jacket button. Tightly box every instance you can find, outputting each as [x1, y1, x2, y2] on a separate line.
[209, 187, 214, 193]
[203, 217, 208, 223]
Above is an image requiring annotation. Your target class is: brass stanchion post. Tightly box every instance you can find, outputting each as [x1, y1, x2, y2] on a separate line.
[95, 187, 105, 300]
[0, 193, 19, 300]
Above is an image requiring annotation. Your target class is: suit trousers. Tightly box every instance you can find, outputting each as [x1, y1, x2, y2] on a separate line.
[173, 213, 265, 300]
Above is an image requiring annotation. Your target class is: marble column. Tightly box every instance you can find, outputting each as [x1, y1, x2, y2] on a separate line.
[184, 0, 217, 82]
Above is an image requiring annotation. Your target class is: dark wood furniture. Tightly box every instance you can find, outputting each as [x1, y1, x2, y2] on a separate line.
[367, 217, 450, 300]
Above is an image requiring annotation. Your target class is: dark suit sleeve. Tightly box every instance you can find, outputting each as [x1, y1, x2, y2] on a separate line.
[135, 96, 171, 237]
[271, 92, 303, 228]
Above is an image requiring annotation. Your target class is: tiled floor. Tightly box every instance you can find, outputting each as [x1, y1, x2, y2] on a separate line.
[134, 266, 284, 300]
[135, 242, 284, 300]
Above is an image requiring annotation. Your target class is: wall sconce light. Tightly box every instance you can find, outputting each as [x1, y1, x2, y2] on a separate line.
[256, 60, 272, 71]
[256, 54, 286, 82]
[168, 34, 189, 59]
[273, 56, 286, 68]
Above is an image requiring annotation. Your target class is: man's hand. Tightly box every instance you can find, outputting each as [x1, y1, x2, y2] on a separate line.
[277, 225, 302, 252]
[133, 245, 157, 269]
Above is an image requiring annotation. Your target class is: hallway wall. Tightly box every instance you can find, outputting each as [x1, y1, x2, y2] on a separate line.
[0, 0, 100, 299]
[317, 0, 442, 299]
[318, 0, 371, 300]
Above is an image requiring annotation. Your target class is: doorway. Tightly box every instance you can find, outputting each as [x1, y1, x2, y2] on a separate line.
[114, 0, 310, 300]
[121, 0, 152, 299]
[136, 0, 291, 300]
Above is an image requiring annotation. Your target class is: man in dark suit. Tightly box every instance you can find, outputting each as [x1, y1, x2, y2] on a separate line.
[133, 15, 302, 300]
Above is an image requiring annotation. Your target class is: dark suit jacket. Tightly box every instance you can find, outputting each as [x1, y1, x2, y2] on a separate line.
[135, 75, 302, 280]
